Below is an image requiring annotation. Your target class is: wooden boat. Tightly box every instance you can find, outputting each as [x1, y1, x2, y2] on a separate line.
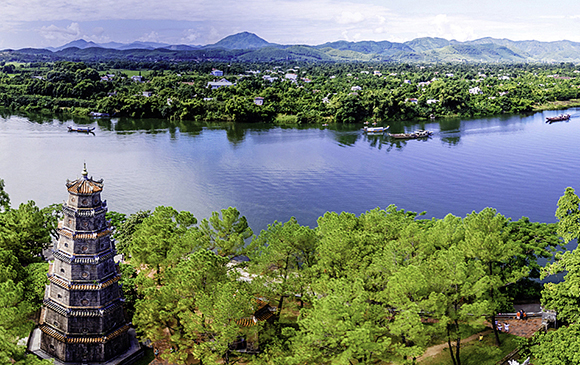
[364, 126, 389, 133]
[389, 130, 433, 139]
[89, 112, 110, 118]
[68, 126, 95, 133]
[546, 114, 570, 123]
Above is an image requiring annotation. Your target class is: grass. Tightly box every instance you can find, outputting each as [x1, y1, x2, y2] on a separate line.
[105, 69, 151, 77]
[532, 98, 580, 111]
[424, 323, 488, 348]
[421, 332, 519, 365]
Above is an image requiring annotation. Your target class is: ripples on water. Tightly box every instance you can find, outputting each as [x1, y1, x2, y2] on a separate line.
[1, 110, 580, 239]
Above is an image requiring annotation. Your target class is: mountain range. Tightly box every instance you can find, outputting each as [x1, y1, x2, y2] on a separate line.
[7, 32, 580, 63]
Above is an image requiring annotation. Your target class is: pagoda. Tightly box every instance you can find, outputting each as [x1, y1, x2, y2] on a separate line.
[29, 166, 142, 364]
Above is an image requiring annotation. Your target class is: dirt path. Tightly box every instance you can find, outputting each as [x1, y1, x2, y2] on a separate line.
[417, 329, 493, 362]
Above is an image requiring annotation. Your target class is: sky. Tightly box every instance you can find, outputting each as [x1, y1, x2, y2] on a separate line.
[1, 0, 580, 49]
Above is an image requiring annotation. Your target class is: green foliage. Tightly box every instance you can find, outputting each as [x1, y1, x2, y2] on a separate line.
[529, 324, 580, 365]
[291, 278, 393, 364]
[0, 61, 579, 123]
[114, 210, 150, 255]
[133, 249, 254, 364]
[126, 206, 199, 276]
[0, 179, 9, 212]
[200, 206, 253, 257]
[0, 201, 54, 266]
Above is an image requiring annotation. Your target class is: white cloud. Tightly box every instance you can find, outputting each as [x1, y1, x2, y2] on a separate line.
[336, 11, 365, 25]
[182, 29, 200, 43]
[40, 22, 81, 41]
[138, 31, 160, 42]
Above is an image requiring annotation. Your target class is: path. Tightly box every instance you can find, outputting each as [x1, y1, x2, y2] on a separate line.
[417, 329, 492, 362]
[418, 318, 543, 362]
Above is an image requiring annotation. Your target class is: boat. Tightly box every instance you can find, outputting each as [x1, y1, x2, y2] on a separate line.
[68, 126, 95, 133]
[388, 130, 433, 139]
[364, 126, 389, 133]
[546, 114, 570, 123]
[89, 112, 110, 118]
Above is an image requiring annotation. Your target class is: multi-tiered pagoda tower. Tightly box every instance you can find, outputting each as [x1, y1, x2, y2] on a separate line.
[30, 166, 142, 364]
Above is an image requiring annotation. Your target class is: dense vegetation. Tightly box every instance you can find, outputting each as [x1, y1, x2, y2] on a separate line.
[6, 176, 580, 364]
[1, 61, 580, 124]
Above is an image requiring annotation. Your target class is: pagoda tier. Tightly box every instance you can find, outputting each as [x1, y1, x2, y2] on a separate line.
[37, 166, 139, 364]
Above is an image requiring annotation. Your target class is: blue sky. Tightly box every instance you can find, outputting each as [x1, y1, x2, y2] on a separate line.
[1, 0, 580, 49]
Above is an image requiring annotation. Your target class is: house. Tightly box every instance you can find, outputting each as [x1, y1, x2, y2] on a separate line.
[469, 87, 482, 95]
[285, 73, 298, 81]
[427, 99, 439, 104]
[142, 91, 153, 97]
[351, 86, 362, 91]
[210, 68, 223, 77]
[373, 71, 382, 76]
[405, 98, 418, 104]
[207, 79, 234, 89]
[131, 75, 143, 83]
[262, 75, 278, 82]
[254, 97, 264, 106]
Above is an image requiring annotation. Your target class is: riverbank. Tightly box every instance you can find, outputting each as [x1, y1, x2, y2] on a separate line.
[532, 98, 580, 111]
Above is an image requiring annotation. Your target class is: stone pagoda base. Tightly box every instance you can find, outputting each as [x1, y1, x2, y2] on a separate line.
[28, 327, 144, 365]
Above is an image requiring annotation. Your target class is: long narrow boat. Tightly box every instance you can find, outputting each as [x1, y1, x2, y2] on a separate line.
[546, 114, 570, 123]
[67, 126, 95, 133]
[389, 130, 433, 139]
[363, 126, 389, 133]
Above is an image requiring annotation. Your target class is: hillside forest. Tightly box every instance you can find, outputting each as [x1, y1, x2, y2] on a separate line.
[3, 177, 580, 364]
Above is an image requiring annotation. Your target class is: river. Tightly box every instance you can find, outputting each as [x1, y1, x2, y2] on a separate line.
[1, 109, 579, 239]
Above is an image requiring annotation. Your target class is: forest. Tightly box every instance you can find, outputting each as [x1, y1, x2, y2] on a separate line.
[3, 176, 580, 365]
[1, 60, 580, 124]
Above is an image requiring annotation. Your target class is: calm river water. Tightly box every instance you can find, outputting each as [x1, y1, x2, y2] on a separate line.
[1, 110, 580, 238]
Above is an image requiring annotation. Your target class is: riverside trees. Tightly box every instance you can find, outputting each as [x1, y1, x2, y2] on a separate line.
[0, 172, 566, 364]
[105, 201, 562, 364]
[1, 61, 580, 123]
[0, 180, 55, 364]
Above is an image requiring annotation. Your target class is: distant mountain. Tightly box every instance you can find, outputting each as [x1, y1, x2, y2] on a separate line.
[404, 37, 454, 52]
[315, 40, 413, 56]
[205, 32, 273, 50]
[48, 39, 102, 51]
[8, 32, 580, 63]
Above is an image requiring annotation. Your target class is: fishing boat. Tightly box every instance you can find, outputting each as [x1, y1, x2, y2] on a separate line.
[546, 114, 570, 123]
[389, 130, 433, 139]
[363, 126, 389, 134]
[89, 112, 110, 118]
[68, 126, 95, 133]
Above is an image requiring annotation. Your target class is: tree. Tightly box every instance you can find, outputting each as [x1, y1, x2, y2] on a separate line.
[541, 187, 580, 322]
[114, 210, 150, 256]
[0, 201, 54, 266]
[528, 324, 580, 365]
[421, 216, 487, 365]
[200, 207, 253, 257]
[461, 208, 527, 346]
[133, 249, 254, 364]
[126, 206, 199, 282]
[291, 277, 392, 365]
[247, 217, 317, 318]
[0, 179, 9, 212]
